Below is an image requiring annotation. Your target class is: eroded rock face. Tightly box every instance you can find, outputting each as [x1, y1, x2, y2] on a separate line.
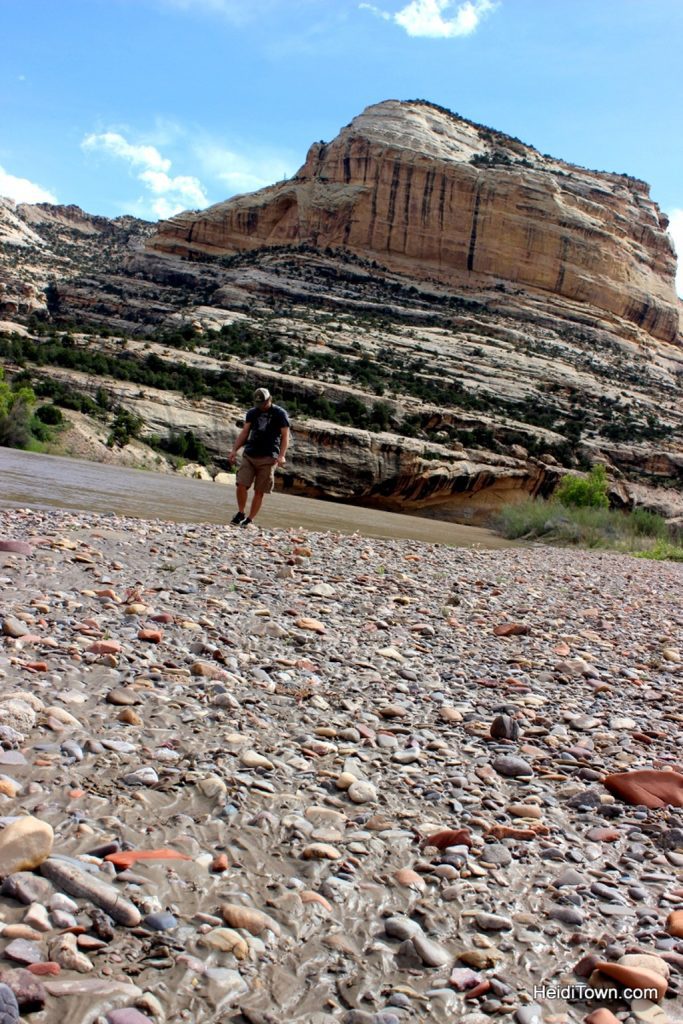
[148, 100, 680, 343]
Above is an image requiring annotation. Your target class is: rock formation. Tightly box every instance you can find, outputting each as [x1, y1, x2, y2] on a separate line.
[1, 100, 682, 522]
[148, 100, 681, 344]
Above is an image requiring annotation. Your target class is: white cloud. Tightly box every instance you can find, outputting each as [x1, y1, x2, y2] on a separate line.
[668, 209, 683, 298]
[361, 0, 498, 38]
[193, 140, 296, 195]
[82, 132, 171, 172]
[81, 131, 208, 218]
[0, 165, 57, 205]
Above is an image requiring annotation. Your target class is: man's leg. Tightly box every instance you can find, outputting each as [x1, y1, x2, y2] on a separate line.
[248, 490, 265, 521]
[235, 483, 249, 514]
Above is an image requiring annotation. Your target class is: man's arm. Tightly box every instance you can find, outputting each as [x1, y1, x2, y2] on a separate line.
[276, 426, 290, 466]
[228, 422, 251, 464]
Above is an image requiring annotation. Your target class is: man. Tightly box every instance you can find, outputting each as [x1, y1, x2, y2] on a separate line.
[228, 387, 290, 527]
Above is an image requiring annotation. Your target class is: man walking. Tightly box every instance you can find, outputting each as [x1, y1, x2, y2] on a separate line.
[228, 387, 290, 527]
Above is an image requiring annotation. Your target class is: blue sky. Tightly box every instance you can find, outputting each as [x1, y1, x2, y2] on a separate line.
[2, 0, 682, 293]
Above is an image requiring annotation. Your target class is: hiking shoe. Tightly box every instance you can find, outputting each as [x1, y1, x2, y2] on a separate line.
[230, 511, 246, 526]
[240, 517, 254, 529]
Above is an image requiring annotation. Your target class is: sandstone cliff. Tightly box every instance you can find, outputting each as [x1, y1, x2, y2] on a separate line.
[148, 100, 681, 344]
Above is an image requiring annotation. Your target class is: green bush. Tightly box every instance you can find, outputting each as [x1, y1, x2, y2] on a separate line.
[556, 465, 609, 508]
[35, 404, 64, 425]
[154, 429, 210, 465]
[106, 408, 144, 448]
[0, 398, 32, 448]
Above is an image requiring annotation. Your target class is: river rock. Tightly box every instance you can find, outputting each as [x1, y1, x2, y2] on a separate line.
[0, 817, 53, 876]
[411, 933, 451, 967]
[107, 1010, 155, 1024]
[39, 859, 141, 926]
[666, 910, 683, 937]
[492, 755, 534, 778]
[348, 780, 377, 804]
[603, 770, 683, 808]
[221, 903, 280, 936]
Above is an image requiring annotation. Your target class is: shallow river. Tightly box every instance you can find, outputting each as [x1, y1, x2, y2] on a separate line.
[0, 447, 514, 548]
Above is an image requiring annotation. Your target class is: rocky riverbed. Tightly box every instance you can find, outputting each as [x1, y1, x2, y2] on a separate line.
[0, 507, 681, 1024]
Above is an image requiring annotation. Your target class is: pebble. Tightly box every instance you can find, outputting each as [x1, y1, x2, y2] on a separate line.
[0, 982, 19, 1022]
[348, 780, 377, 804]
[0, 817, 53, 876]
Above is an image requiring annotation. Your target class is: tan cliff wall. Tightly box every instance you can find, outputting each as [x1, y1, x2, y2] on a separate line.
[148, 100, 680, 344]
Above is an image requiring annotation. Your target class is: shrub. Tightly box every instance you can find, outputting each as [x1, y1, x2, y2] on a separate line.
[106, 408, 144, 448]
[0, 398, 32, 448]
[35, 404, 64, 425]
[556, 465, 609, 509]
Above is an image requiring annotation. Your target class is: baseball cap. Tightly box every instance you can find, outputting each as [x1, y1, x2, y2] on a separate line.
[253, 387, 271, 403]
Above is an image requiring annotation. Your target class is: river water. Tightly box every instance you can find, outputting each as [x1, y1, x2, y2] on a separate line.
[0, 447, 514, 548]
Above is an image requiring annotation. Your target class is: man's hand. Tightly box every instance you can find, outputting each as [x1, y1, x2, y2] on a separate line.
[228, 451, 237, 465]
[276, 455, 286, 467]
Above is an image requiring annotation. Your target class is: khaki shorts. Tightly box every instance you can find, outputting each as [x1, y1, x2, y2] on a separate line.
[237, 454, 276, 494]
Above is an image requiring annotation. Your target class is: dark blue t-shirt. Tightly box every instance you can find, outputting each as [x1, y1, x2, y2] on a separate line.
[244, 404, 290, 458]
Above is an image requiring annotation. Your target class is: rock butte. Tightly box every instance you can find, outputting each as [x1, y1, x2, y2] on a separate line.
[149, 100, 679, 344]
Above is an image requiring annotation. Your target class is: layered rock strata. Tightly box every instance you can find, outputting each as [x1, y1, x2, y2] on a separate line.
[148, 100, 681, 344]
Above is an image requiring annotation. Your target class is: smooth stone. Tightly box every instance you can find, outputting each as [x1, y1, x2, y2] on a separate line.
[492, 755, 534, 778]
[385, 916, 423, 941]
[0, 541, 33, 555]
[3, 940, 45, 966]
[122, 767, 158, 786]
[348, 781, 377, 804]
[515, 1005, 543, 1024]
[0, 968, 44, 1013]
[142, 912, 177, 932]
[1, 873, 54, 905]
[411, 933, 451, 967]
[480, 845, 512, 867]
[39, 859, 141, 926]
[107, 1011, 154, 1024]
[0, 982, 19, 1022]
[604, 770, 683, 809]
[473, 913, 512, 931]
[0, 817, 54, 876]
[548, 905, 584, 926]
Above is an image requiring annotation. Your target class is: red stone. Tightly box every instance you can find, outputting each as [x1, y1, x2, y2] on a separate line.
[493, 623, 531, 637]
[210, 853, 229, 873]
[138, 629, 163, 643]
[0, 539, 33, 555]
[603, 769, 683, 808]
[585, 1011, 621, 1024]
[105, 848, 192, 869]
[87, 640, 121, 655]
[150, 612, 173, 623]
[465, 980, 492, 1000]
[487, 824, 541, 840]
[667, 909, 683, 937]
[23, 661, 48, 672]
[592, 962, 668, 1001]
[27, 961, 60, 975]
[423, 828, 472, 850]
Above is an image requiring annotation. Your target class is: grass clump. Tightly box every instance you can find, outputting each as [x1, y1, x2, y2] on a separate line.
[497, 474, 683, 562]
